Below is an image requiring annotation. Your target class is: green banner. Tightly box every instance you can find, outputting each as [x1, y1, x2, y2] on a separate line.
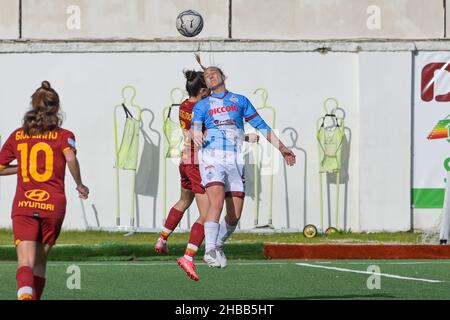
[412, 188, 445, 208]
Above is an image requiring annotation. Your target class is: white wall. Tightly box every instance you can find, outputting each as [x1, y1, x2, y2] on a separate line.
[447, 0, 450, 38]
[414, 209, 442, 231]
[22, 0, 228, 40]
[358, 52, 412, 231]
[0, 0, 19, 39]
[0, 49, 421, 232]
[0, 0, 447, 40]
[233, 0, 445, 40]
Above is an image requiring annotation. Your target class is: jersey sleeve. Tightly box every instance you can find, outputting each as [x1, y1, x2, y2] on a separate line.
[192, 100, 206, 132]
[243, 97, 272, 136]
[179, 108, 185, 129]
[61, 130, 77, 154]
[0, 132, 17, 168]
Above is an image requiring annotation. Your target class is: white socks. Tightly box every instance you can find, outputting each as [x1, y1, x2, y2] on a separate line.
[216, 219, 237, 248]
[204, 221, 220, 252]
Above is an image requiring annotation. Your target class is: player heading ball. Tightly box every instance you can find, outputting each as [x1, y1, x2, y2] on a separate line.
[192, 59, 296, 268]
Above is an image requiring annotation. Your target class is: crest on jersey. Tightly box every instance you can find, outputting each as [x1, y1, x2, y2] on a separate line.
[230, 95, 239, 104]
[68, 138, 76, 148]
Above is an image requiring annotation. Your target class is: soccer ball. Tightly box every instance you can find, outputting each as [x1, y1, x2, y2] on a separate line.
[176, 10, 204, 38]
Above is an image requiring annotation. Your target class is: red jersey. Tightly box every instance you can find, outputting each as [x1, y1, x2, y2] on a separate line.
[0, 127, 76, 219]
[179, 99, 197, 165]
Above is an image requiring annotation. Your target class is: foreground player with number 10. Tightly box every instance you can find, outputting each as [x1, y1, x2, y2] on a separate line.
[0, 81, 89, 300]
[192, 66, 297, 267]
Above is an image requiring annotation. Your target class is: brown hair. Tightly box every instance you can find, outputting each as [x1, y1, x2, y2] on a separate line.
[194, 54, 226, 78]
[183, 70, 206, 97]
[23, 81, 62, 135]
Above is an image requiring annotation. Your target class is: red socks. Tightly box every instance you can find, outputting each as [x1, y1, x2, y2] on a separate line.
[34, 276, 46, 300]
[16, 266, 34, 300]
[184, 222, 205, 261]
[188, 222, 205, 248]
[161, 207, 184, 239]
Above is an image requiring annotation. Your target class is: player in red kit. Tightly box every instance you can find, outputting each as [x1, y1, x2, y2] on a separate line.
[154, 70, 209, 281]
[0, 81, 89, 300]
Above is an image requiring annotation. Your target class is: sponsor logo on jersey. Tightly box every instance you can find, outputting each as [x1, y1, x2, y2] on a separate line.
[25, 189, 50, 202]
[18, 201, 55, 211]
[208, 105, 238, 116]
[214, 119, 236, 126]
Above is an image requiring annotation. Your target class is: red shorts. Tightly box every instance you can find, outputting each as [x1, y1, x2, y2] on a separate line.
[12, 215, 64, 246]
[179, 163, 205, 194]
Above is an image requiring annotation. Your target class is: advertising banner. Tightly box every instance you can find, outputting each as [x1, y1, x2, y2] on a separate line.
[413, 52, 450, 208]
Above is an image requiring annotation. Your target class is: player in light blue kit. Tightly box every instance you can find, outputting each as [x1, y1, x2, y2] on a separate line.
[192, 66, 296, 268]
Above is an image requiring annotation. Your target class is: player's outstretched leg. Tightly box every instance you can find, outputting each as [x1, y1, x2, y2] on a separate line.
[155, 189, 194, 254]
[203, 185, 225, 268]
[155, 235, 169, 254]
[177, 256, 198, 281]
[155, 208, 184, 254]
[215, 219, 237, 268]
[177, 222, 205, 281]
[203, 221, 221, 268]
[214, 196, 243, 268]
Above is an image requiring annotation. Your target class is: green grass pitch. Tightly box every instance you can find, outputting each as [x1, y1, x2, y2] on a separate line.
[1, 260, 449, 300]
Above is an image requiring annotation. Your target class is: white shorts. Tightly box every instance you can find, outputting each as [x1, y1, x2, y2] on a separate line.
[199, 148, 245, 198]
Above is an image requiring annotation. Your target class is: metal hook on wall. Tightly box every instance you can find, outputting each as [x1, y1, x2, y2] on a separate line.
[323, 97, 339, 115]
[253, 88, 269, 108]
[121, 85, 137, 107]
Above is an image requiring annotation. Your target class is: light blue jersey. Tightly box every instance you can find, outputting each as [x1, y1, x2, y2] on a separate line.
[192, 91, 272, 152]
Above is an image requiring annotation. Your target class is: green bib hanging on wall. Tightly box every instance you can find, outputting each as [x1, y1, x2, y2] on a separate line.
[163, 105, 184, 158]
[117, 104, 140, 170]
[319, 98, 345, 232]
[317, 118, 344, 173]
[162, 88, 187, 224]
[113, 85, 142, 230]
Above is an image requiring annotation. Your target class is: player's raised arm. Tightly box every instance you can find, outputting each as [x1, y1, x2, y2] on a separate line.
[63, 148, 89, 200]
[265, 132, 296, 166]
[243, 97, 296, 166]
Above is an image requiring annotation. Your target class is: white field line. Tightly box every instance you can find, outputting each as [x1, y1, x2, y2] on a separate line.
[296, 263, 443, 283]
